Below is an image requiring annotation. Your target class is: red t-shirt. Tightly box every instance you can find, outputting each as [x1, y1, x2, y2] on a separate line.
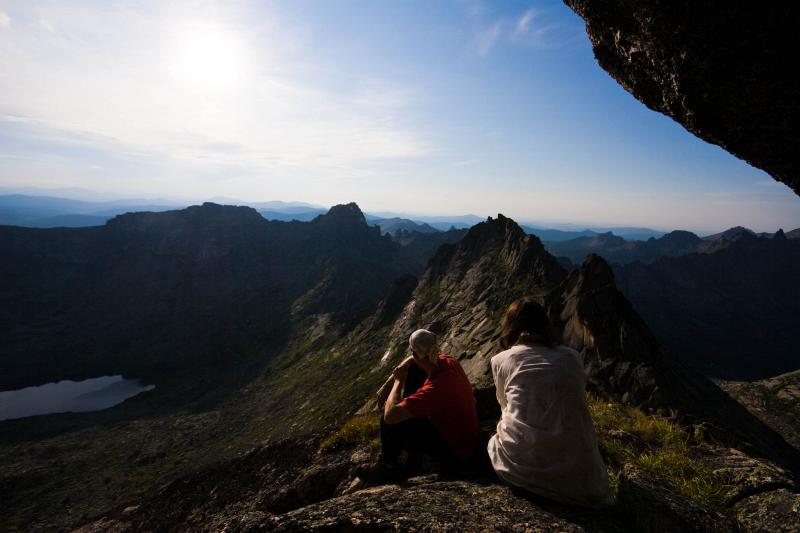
[400, 354, 479, 459]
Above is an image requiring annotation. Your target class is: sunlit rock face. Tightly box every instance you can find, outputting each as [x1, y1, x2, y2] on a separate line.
[565, 1, 800, 196]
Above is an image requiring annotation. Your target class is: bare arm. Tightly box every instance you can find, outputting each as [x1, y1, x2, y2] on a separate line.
[376, 355, 415, 409]
[383, 364, 413, 425]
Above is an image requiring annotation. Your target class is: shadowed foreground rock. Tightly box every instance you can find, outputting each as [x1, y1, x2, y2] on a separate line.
[265, 481, 620, 532]
[565, 1, 800, 195]
[618, 465, 734, 533]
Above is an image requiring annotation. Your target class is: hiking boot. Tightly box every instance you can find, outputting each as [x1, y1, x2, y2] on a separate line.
[355, 461, 407, 483]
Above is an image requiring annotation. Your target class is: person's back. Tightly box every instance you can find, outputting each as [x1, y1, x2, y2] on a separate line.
[489, 342, 613, 507]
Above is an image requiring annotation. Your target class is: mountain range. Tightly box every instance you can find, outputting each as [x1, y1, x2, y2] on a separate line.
[545, 227, 798, 267]
[2, 202, 800, 531]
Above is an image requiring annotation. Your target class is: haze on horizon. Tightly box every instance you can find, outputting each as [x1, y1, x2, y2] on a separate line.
[0, 0, 797, 234]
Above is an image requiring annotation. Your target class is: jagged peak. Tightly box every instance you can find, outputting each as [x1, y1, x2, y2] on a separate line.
[562, 254, 617, 294]
[312, 202, 368, 228]
[460, 213, 537, 250]
[419, 212, 565, 297]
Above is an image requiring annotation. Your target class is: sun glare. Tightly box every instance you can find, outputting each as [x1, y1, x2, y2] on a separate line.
[168, 22, 245, 90]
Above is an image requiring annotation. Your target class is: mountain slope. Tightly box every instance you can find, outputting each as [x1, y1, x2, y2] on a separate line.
[613, 232, 800, 379]
[0, 202, 418, 394]
[67, 215, 800, 532]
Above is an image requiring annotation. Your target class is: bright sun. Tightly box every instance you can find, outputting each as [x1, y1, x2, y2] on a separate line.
[169, 22, 244, 90]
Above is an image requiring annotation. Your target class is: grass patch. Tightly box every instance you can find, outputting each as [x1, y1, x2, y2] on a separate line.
[587, 394, 729, 509]
[319, 414, 380, 454]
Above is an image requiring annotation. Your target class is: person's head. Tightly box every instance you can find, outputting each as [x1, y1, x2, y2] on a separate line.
[409, 329, 439, 365]
[499, 298, 560, 349]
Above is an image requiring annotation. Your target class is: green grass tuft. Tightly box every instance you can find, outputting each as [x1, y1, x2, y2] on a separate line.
[319, 414, 381, 454]
[587, 394, 729, 509]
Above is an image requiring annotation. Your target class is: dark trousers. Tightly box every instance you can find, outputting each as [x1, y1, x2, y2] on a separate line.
[380, 364, 453, 467]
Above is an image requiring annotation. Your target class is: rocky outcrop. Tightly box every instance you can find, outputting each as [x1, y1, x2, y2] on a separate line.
[719, 370, 800, 450]
[617, 465, 734, 533]
[546, 254, 800, 473]
[74, 430, 800, 532]
[374, 214, 566, 391]
[565, 1, 800, 195]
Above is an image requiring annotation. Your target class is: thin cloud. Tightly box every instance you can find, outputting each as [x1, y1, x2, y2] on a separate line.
[515, 9, 536, 35]
[0, 2, 431, 181]
[0, 11, 11, 29]
[477, 21, 502, 56]
[471, 6, 581, 57]
[512, 7, 580, 50]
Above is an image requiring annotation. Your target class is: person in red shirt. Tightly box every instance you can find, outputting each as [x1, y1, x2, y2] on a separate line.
[361, 329, 479, 481]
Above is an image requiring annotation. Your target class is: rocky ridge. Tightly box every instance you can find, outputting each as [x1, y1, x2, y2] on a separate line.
[73, 214, 800, 532]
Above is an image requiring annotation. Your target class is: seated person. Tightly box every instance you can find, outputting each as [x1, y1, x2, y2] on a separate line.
[488, 298, 614, 508]
[362, 329, 479, 480]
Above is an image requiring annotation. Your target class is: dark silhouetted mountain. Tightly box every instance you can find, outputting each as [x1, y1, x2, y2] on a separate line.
[0, 202, 420, 392]
[614, 233, 800, 380]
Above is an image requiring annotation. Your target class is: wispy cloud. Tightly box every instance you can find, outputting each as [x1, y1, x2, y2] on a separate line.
[0, 11, 11, 29]
[0, 2, 431, 184]
[468, 4, 583, 57]
[476, 21, 502, 57]
[515, 9, 537, 34]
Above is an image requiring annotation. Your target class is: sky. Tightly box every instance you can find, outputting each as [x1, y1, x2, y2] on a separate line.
[0, 0, 797, 233]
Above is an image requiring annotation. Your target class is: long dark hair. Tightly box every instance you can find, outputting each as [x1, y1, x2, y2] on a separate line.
[499, 298, 561, 349]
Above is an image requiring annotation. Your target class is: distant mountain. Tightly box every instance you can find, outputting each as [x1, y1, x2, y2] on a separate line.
[367, 213, 483, 231]
[0, 194, 181, 227]
[591, 226, 665, 240]
[614, 232, 800, 379]
[545, 230, 704, 265]
[523, 223, 664, 241]
[543, 226, 800, 266]
[371, 217, 438, 235]
[521, 226, 599, 242]
[702, 226, 756, 241]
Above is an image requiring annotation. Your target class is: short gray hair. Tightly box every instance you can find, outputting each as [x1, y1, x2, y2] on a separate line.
[409, 329, 438, 364]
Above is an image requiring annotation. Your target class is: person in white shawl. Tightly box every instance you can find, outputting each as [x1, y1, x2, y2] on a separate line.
[487, 298, 614, 508]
